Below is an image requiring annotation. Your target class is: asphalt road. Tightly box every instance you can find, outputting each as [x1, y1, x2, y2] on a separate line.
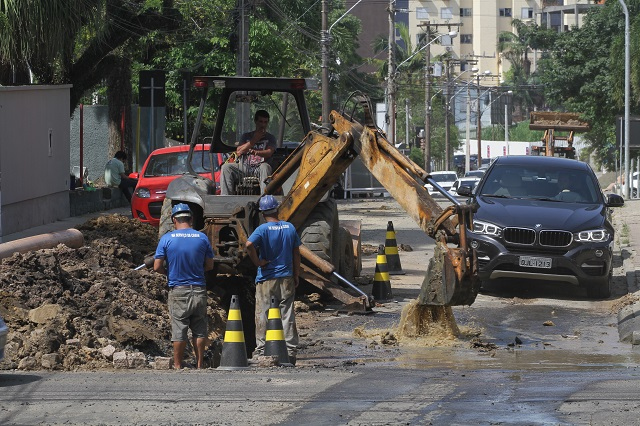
[2, 196, 640, 425]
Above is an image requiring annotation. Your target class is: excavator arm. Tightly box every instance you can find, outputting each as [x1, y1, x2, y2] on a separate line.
[266, 95, 480, 306]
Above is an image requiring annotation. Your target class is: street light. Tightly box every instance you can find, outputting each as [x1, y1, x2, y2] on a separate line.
[321, 0, 363, 130]
[618, 0, 630, 198]
[423, 30, 458, 172]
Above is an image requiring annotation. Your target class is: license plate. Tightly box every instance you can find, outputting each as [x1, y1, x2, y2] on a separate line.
[519, 256, 552, 269]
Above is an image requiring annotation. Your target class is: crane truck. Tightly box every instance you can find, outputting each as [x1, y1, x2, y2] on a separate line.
[160, 76, 479, 309]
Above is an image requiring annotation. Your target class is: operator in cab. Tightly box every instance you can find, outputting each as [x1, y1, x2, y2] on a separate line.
[220, 110, 276, 195]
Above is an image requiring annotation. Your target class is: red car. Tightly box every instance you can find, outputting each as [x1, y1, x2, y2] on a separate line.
[129, 144, 225, 227]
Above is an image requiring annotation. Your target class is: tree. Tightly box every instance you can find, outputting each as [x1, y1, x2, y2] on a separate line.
[534, 0, 640, 168]
[497, 19, 557, 117]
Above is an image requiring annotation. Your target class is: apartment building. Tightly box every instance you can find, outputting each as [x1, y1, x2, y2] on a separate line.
[406, 0, 603, 84]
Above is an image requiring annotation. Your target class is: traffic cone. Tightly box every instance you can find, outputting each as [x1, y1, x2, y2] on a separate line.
[218, 295, 249, 370]
[385, 221, 405, 275]
[264, 296, 293, 366]
[372, 244, 393, 301]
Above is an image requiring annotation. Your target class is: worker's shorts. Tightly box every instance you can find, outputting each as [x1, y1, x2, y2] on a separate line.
[168, 285, 208, 341]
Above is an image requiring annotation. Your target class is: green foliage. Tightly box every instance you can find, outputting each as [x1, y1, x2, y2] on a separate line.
[482, 120, 544, 142]
[533, 0, 640, 168]
[409, 147, 424, 165]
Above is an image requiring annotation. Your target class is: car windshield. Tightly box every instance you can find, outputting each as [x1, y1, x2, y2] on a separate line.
[432, 173, 457, 182]
[465, 171, 484, 177]
[479, 164, 600, 203]
[144, 150, 221, 177]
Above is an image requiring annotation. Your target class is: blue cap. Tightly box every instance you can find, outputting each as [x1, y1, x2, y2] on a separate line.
[258, 195, 279, 212]
[171, 203, 192, 218]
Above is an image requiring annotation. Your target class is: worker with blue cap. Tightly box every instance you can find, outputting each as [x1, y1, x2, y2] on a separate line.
[245, 195, 301, 365]
[154, 203, 215, 369]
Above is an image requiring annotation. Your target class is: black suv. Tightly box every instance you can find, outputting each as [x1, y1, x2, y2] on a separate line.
[459, 156, 624, 298]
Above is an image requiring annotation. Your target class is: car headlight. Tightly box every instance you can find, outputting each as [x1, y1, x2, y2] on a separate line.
[135, 188, 151, 198]
[472, 220, 502, 237]
[575, 229, 610, 242]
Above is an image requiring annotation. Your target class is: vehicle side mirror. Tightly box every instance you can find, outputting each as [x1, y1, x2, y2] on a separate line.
[606, 193, 624, 207]
[457, 185, 473, 197]
[129, 172, 139, 179]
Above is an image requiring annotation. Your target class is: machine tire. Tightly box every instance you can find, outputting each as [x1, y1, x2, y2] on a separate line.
[158, 197, 175, 239]
[337, 226, 355, 282]
[300, 199, 339, 265]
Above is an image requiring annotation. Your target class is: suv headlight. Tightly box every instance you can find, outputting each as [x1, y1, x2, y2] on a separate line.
[472, 220, 502, 237]
[135, 188, 151, 198]
[575, 229, 610, 242]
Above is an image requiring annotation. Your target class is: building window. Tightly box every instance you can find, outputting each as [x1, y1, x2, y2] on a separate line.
[521, 7, 533, 19]
[460, 8, 472, 17]
[499, 8, 512, 17]
[416, 7, 428, 20]
[440, 7, 453, 20]
[460, 34, 472, 44]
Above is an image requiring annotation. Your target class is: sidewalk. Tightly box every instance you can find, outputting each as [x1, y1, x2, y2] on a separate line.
[614, 199, 640, 344]
[0, 206, 132, 244]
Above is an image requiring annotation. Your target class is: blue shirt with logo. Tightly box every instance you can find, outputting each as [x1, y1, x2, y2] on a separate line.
[155, 228, 215, 287]
[248, 220, 301, 282]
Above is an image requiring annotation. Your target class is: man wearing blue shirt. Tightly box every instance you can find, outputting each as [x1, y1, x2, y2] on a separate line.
[154, 204, 214, 369]
[246, 195, 301, 364]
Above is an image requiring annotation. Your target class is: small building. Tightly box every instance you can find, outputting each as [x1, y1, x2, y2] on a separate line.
[0, 85, 72, 238]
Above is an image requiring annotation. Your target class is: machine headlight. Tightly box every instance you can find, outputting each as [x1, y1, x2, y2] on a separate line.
[575, 229, 610, 242]
[135, 188, 151, 198]
[472, 220, 502, 237]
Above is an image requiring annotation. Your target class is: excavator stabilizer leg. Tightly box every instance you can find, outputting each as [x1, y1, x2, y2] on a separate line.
[418, 243, 480, 306]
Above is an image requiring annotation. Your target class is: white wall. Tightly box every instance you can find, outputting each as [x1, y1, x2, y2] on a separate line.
[456, 139, 531, 158]
[0, 85, 71, 237]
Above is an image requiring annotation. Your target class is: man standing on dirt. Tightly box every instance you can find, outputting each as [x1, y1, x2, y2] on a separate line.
[104, 150, 138, 203]
[220, 110, 276, 195]
[154, 203, 215, 369]
[245, 195, 301, 364]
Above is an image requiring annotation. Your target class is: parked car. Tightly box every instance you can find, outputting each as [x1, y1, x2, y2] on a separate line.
[425, 171, 458, 195]
[0, 315, 7, 361]
[459, 156, 624, 299]
[464, 170, 485, 178]
[130, 144, 225, 227]
[449, 177, 481, 197]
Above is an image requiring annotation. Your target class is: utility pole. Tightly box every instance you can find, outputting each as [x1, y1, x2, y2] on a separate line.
[476, 72, 482, 169]
[418, 21, 461, 173]
[465, 83, 471, 173]
[237, 0, 250, 137]
[424, 22, 431, 172]
[405, 98, 410, 147]
[387, 0, 396, 146]
[444, 58, 451, 170]
[321, 0, 329, 129]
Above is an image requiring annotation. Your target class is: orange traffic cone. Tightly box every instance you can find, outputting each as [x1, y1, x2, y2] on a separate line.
[372, 244, 393, 301]
[385, 221, 405, 275]
[218, 295, 249, 370]
[264, 296, 293, 366]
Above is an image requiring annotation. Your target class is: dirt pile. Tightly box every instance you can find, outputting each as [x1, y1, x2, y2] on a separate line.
[0, 215, 228, 371]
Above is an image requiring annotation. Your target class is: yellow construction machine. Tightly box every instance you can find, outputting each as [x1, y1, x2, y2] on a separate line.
[160, 77, 479, 310]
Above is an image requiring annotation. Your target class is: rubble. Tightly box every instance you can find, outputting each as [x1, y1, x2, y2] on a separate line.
[0, 215, 229, 371]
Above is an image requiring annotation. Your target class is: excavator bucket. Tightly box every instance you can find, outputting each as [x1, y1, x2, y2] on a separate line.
[417, 243, 480, 306]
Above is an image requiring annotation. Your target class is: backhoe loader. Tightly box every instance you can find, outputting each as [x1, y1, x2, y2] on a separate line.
[160, 76, 479, 308]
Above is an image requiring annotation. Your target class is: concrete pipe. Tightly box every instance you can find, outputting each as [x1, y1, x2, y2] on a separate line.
[0, 229, 84, 261]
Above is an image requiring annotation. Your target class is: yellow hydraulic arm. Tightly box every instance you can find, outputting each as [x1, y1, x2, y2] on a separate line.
[265, 96, 479, 306]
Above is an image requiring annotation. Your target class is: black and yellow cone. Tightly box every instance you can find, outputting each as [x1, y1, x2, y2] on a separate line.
[385, 221, 405, 275]
[372, 244, 393, 301]
[264, 296, 292, 366]
[218, 295, 249, 370]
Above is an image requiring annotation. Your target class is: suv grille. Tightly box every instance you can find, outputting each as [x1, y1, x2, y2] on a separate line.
[539, 230, 572, 247]
[503, 227, 535, 245]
